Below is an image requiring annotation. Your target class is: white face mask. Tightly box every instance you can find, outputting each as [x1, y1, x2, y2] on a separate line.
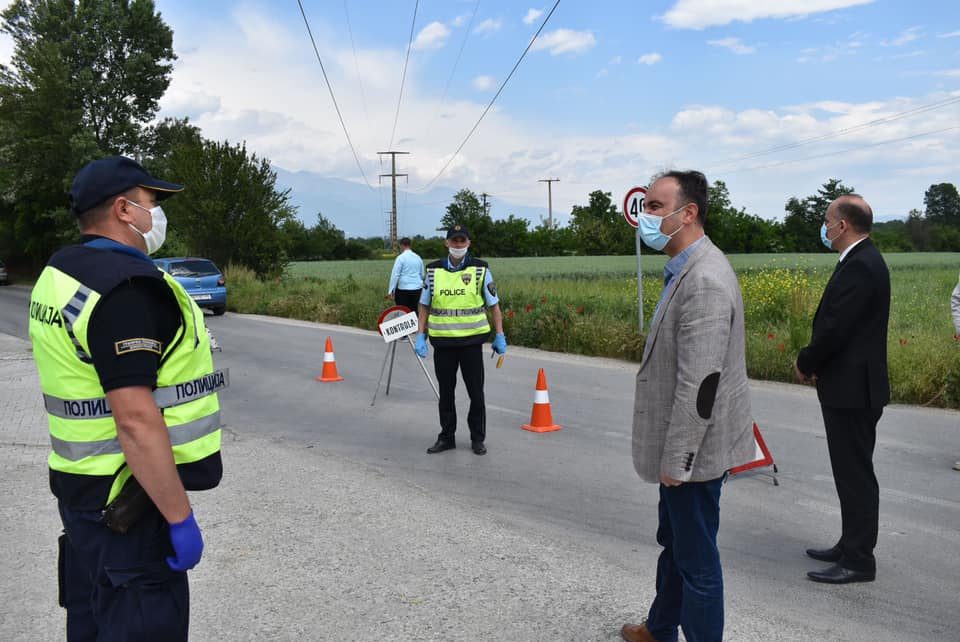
[448, 246, 468, 259]
[127, 201, 167, 255]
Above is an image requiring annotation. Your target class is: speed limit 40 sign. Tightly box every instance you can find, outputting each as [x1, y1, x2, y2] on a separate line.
[622, 186, 647, 228]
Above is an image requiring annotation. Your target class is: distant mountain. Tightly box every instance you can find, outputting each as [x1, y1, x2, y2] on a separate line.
[274, 167, 553, 238]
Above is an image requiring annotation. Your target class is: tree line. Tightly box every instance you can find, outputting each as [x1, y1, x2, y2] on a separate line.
[2, 1, 957, 281]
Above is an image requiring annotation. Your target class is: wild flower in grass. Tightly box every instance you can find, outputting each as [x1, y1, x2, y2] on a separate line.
[777, 343, 785, 352]
[899, 338, 908, 346]
[576, 305, 585, 315]
[507, 310, 515, 319]
[524, 304, 534, 313]
[540, 297, 548, 304]
[767, 332, 776, 340]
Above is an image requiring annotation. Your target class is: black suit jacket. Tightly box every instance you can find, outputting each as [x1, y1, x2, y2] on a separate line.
[797, 238, 890, 409]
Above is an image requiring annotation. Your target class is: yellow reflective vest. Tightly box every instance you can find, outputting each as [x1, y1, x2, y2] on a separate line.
[29, 241, 224, 507]
[426, 260, 491, 346]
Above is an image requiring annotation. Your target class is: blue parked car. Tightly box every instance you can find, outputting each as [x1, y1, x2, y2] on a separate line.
[154, 257, 227, 315]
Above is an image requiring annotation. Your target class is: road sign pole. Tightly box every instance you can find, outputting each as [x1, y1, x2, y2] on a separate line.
[636, 227, 643, 332]
[622, 185, 647, 335]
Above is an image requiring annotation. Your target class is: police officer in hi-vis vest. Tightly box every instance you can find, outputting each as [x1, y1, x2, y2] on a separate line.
[414, 224, 506, 455]
[28, 157, 226, 641]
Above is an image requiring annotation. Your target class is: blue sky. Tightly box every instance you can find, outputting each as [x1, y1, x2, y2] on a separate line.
[2, 0, 958, 236]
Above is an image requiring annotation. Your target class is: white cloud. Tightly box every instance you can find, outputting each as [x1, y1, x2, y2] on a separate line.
[936, 69, 960, 77]
[660, 0, 875, 30]
[638, 53, 663, 65]
[609, 55, 622, 65]
[472, 75, 495, 91]
[938, 30, 960, 39]
[530, 29, 597, 55]
[881, 26, 923, 47]
[451, 15, 467, 28]
[474, 18, 503, 35]
[523, 8, 544, 25]
[596, 68, 609, 78]
[796, 38, 862, 63]
[154, 5, 960, 234]
[707, 37, 757, 54]
[412, 21, 451, 50]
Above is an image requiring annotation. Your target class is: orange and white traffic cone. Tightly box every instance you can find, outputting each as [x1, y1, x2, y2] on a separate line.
[521, 368, 561, 433]
[316, 336, 344, 382]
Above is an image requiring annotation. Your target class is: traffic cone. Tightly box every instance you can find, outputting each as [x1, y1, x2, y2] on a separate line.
[521, 368, 561, 433]
[316, 336, 344, 382]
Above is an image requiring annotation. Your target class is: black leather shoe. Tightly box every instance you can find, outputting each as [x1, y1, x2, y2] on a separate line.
[426, 440, 455, 454]
[807, 564, 875, 584]
[471, 442, 486, 455]
[806, 546, 842, 563]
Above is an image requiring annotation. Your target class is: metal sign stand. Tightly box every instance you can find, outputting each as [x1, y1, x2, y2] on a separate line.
[371, 334, 439, 406]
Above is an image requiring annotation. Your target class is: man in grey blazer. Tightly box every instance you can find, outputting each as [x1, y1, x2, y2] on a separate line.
[621, 170, 755, 642]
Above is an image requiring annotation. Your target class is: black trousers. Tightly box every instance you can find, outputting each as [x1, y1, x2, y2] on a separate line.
[433, 342, 485, 444]
[58, 501, 189, 641]
[394, 289, 421, 313]
[821, 405, 883, 573]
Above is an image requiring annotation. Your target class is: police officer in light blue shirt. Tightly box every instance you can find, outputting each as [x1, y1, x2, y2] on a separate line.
[387, 237, 425, 312]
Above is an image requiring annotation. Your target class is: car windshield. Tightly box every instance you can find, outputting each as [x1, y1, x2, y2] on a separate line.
[167, 260, 220, 277]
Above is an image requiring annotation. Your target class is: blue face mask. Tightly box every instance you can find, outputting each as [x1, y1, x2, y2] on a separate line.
[638, 205, 685, 251]
[820, 221, 840, 250]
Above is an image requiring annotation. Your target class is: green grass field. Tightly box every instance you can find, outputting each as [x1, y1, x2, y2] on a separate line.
[229, 252, 960, 408]
[287, 253, 960, 279]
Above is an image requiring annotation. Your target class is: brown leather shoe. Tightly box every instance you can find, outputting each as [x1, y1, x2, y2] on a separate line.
[621, 622, 659, 642]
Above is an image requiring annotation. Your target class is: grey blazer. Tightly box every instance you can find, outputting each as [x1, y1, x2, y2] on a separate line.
[632, 236, 755, 483]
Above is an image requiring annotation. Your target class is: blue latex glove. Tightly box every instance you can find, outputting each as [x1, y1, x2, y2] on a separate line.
[166, 511, 204, 572]
[414, 333, 429, 359]
[492, 333, 507, 355]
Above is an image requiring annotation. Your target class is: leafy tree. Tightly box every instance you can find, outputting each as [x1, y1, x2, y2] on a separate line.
[782, 178, 855, 252]
[568, 190, 632, 255]
[0, 0, 175, 267]
[156, 139, 295, 277]
[704, 180, 782, 253]
[527, 221, 576, 256]
[439, 189, 494, 252]
[487, 215, 530, 257]
[923, 183, 960, 227]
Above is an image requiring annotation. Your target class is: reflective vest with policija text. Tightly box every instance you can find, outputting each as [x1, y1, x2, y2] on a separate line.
[28, 240, 225, 509]
[426, 260, 491, 347]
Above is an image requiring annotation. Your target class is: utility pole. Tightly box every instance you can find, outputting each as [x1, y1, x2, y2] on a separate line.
[480, 192, 491, 217]
[378, 151, 409, 249]
[538, 178, 559, 229]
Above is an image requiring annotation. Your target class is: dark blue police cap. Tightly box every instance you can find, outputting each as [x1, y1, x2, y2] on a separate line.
[446, 224, 470, 240]
[69, 156, 184, 216]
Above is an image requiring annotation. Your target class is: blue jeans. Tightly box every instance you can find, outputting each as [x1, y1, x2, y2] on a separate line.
[645, 477, 724, 642]
[58, 502, 189, 641]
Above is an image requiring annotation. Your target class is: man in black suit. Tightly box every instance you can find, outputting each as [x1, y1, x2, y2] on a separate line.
[794, 194, 890, 585]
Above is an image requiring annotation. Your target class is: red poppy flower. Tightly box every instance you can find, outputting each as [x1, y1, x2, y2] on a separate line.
[767, 332, 776, 340]
[576, 305, 585, 315]
[776, 343, 785, 352]
[524, 304, 533, 313]
[507, 310, 515, 319]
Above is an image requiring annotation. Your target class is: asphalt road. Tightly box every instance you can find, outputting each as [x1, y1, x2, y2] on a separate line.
[3, 284, 959, 641]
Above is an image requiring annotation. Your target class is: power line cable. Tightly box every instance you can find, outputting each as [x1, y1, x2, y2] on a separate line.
[439, 0, 481, 106]
[714, 126, 959, 176]
[343, 0, 370, 125]
[417, 0, 562, 193]
[296, 0, 374, 189]
[388, 0, 420, 151]
[706, 95, 960, 171]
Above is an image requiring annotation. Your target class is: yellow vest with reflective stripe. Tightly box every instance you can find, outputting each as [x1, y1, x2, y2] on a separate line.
[29, 264, 223, 505]
[427, 265, 491, 338]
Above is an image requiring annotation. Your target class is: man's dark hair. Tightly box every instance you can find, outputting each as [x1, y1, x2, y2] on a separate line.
[76, 197, 118, 231]
[399, 237, 412, 247]
[835, 194, 872, 233]
[657, 170, 708, 225]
